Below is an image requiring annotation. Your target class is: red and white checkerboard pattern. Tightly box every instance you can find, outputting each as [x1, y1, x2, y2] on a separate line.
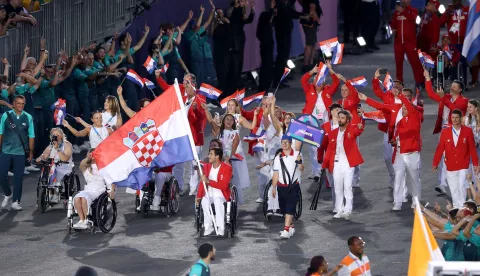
[132, 131, 164, 167]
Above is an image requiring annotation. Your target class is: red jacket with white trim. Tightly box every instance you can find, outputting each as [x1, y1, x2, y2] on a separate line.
[300, 72, 340, 115]
[433, 125, 479, 171]
[391, 94, 422, 161]
[391, 5, 418, 44]
[196, 162, 232, 200]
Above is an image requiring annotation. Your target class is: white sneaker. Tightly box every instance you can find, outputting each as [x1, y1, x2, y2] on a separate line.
[289, 227, 295, 236]
[1, 195, 12, 209]
[23, 169, 29, 175]
[342, 213, 351, 220]
[392, 204, 402, 211]
[217, 228, 225, 236]
[333, 212, 343, 219]
[7, 171, 13, 177]
[72, 145, 81, 153]
[204, 227, 214, 236]
[255, 198, 264, 203]
[189, 189, 197, 196]
[136, 205, 141, 212]
[26, 165, 40, 172]
[73, 220, 88, 229]
[150, 204, 160, 211]
[280, 230, 290, 239]
[307, 173, 315, 179]
[11, 202, 23, 211]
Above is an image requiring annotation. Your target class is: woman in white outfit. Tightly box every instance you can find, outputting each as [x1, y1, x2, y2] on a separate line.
[36, 128, 74, 203]
[62, 111, 112, 149]
[464, 100, 480, 192]
[102, 95, 122, 130]
[73, 150, 114, 229]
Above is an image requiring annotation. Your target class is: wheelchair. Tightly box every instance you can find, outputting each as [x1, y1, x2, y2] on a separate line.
[194, 184, 238, 238]
[139, 176, 180, 217]
[36, 159, 81, 213]
[67, 191, 117, 234]
[262, 180, 302, 220]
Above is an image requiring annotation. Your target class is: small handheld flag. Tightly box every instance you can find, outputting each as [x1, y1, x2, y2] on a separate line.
[242, 92, 265, 107]
[220, 89, 246, 109]
[280, 68, 291, 83]
[362, 110, 386, 123]
[315, 62, 330, 86]
[126, 69, 145, 87]
[198, 83, 223, 100]
[143, 56, 157, 74]
[160, 63, 169, 74]
[350, 76, 368, 89]
[383, 73, 393, 91]
[51, 98, 66, 126]
[423, 54, 435, 69]
[442, 45, 452, 60]
[143, 78, 156, 89]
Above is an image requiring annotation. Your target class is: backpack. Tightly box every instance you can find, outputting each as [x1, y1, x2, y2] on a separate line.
[186, 261, 210, 276]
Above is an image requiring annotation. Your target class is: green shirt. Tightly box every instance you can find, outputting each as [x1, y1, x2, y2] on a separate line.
[189, 259, 210, 276]
[57, 75, 76, 101]
[15, 84, 36, 96]
[185, 27, 212, 61]
[37, 79, 55, 108]
[442, 221, 465, 261]
[0, 110, 35, 155]
[73, 68, 89, 96]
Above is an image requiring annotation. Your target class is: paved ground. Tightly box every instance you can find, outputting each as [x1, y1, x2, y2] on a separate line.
[1, 16, 478, 276]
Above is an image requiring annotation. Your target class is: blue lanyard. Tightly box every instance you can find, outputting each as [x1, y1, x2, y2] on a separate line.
[92, 127, 102, 140]
[452, 127, 459, 138]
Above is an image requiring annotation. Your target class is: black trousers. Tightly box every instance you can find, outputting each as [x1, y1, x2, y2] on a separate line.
[213, 50, 228, 94]
[361, 1, 380, 48]
[273, 31, 292, 86]
[224, 50, 242, 97]
[340, 0, 360, 44]
[258, 42, 274, 92]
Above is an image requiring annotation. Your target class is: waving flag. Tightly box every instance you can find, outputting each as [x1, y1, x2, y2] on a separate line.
[280, 68, 291, 83]
[423, 54, 435, 69]
[126, 69, 145, 88]
[350, 76, 368, 88]
[462, 0, 480, 62]
[198, 83, 223, 100]
[160, 63, 169, 74]
[319, 37, 339, 53]
[383, 73, 393, 91]
[143, 56, 157, 74]
[144, 78, 155, 89]
[93, 85, 194, 189]
[220, 89, 245, 109]
[331, 43, 344, 64]
[417, 50, 425, 63]
[242, 92, 265, 107]
[315, 62, 330, 86]
[51, 98, 66, 126]
[362, 110, 386, 123]
[413, 88, 420, 106]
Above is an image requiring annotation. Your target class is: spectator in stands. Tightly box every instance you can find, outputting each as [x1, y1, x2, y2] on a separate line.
[0, 5, 14, 37]
[211, 8, 231, 95]
[256, 1, 274, 92]
[299, 0, 322, 72]
[5, 0, 36, 26]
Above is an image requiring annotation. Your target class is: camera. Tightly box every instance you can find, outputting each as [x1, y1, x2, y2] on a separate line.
[51, 135, 58, 142]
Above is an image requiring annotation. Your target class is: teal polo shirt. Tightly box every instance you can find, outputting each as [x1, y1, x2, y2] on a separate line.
[58, 75, 76, 101]
[15, 84, 36, 96]
[185, 27, 212, 61]
[37, 79, 55, 108]
[0, 110, 35, 155]
[189, 259, 210, 276]
[73, 68, 89, 96]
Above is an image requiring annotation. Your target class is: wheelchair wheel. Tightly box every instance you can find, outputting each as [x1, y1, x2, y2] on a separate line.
[263, 181, 272, 219]
[135, 194, 141, 213]
[141, 195, 149, 218]
[230, 201, 238, 237]
[37, 187, 48, 213]
[195, 203, 204, 236]
[230, 185, 239, 218]
[96, 193, 117, 233]
[166, 178, 180, 216]
[294, 187, 302, 220]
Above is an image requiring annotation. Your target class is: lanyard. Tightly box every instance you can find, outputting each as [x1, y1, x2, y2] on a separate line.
[349, 253, 366, 276]
[452, 127, 459, 138]
[105, 115, 114, 125]
[92, 126, 103, 140]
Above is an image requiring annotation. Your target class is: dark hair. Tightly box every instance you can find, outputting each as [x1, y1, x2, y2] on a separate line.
[184, 73, 197, 87]
[209, 138, 223, 150]
[210, 148, 223, 160]
[402, 88, 413, 95]
[305, 256, 325, 276]
[14, 95, 25, 102]
[329, 103, 343, 111]
[218, 114, 237, 138]
[0, 75, 7, 85]
[448, 208, 459, 220]
[338, 110, 352, 121]
[393, 80, 404, 87]
[468, 99, 480, 123]
[139, 98, 151, 109]
[161, 23, 174, 32]
[464, 201, 477, 214]
[347, 236, 360, 246]
[74, 266, 98, 276]
[453, 80, 465, 92]
[118, 34, 127, 44]
[198, 242, 214, 258]
[90, 110, 102, 118]
[452, 109, 463, 118]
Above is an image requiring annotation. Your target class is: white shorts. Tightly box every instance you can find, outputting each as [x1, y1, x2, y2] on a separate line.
[74, 190, 104, 213]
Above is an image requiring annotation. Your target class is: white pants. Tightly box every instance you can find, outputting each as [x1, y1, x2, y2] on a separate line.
[255, 151, 269, 199]
[326, 170, 335, 208]
[393, 152, 421, 205]
[201, 196, 225, 232]
[173, 146, 202, 191]
[353, 137, 360, 187]
[446, 169, 468, 209]
[153, 172, 172, 206]
[436, 134, 448, 187]
[308, 145, 321, 175]
[267, 185, 279, 210]
[383, 133, 395, 186]
[333, 159, 355, 214]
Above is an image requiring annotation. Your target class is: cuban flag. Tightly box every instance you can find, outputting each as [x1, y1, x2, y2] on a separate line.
[350, 76, 368, 89]
[143, 56, 157, 74]
[48, 159, 57, 185]
[198, 83, 223, 100]
[280, 68, 291, 83]
[242, 92, 264, 107]
[93, 85, 195, 189]
[383, 73, 393, 91]
[315, 62, 330, 86]
[160, 63, 169, 74]
[126, 69, 145, 88]
[443, 45, 453, 60]
[462, 0, 480, 62]
[362, 110, 386, 123]
[51, 98, 66, 126]
[423, 54, 435, 69]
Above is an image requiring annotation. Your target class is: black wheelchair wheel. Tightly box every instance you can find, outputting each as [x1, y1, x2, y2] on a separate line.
[195, 203, 203, 235]
[294, 187, 302, 220]
[135, 194, 141, 213]
[230, 185, 239, 218]
[141, 196, 149, 218]
[167, 178, 180, 216]
[37, 187, 48, 213]
[230, 201, 237, 237]
[96, 193, 117, 233]
[73, 174, 81, 195]
[263, 181, 272, 219]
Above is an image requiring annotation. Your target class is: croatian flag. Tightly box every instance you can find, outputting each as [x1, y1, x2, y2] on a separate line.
[383, 73, 393, 91]
[51, 98, 66, 126]
[362, 110, 386, 123]
[280, 68, 291, 83]
[423, 54, 435, 69]
[315, 62, 330, 86]
[144, 78, 155, 89]
[220, 89, 245, 109]
[126, 69, 145, 87]
[143, 56, 157, 74]
[93, 85, 194, 189]
[160, 63, 169, 74]
[443, 45, 453, 60]
[48, 160, 57, 185]
[242, 92, 265, 107]
[319, 37, 339, 54]
[462, 0, 480, 62]
[198, 83, 223, 100]
[417, 50, 425, 63]
[350, 76, 368, 88]
[331, 43, 344, 64]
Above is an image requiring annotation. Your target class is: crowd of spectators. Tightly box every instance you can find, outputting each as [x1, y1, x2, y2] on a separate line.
[0, 0, 43, 37]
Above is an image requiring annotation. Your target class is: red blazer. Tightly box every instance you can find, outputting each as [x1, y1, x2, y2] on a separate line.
[317, 121, 335, 163]
[182, 95, 206, 146]
[336, 81, 360, 123]
[417, 12, 440, 53]
[322, 122, 364, 173]
[440, 6, 469, 44]
[196, 162, 233, 200]
[425, 80, 469, 134]
[391, 5, 418, 44]
[392, 94, 422, 161]
[433, 126, 479, 171]
[301, 72, 340, 115]
[241, 107, 264, 156]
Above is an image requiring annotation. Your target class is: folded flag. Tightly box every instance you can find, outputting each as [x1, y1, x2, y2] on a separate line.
[143, 55, 157, 74]
[51, 98, 66, 126]
[315, 62, 330, 86]
[144, 78, 155, 89]
[383, 73, 393, 91]
[220, 89, 246, 109]
[160, 63, 169, 74]
[126, 69, 145, 88]
[350, 76, 368, 88]
[362, 110, 386, 123]
[242, 91, 265, 107]
[93, 85, 195, 189]
[280, 68, 291, 83]
[199, 83, 223, 100]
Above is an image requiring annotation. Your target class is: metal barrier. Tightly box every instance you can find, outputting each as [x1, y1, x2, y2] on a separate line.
[0, 0, 135, 82]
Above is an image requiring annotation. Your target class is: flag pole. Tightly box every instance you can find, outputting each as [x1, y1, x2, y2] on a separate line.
[148, 87, 157, 99]
[413, 197, 434, 256]
[119, 76, 126, 87]
[173, 79, 219, 236]
[273, 82, 281, 96]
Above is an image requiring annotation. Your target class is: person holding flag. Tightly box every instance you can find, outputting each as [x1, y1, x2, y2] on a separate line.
[62, 111, 112, 150]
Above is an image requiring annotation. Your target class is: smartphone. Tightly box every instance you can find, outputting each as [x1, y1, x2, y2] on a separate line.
[379, 68, 388, 74]
[395, 1, 402, 6]
[357, 103, 362, 108]
[268, 92, 273, 97]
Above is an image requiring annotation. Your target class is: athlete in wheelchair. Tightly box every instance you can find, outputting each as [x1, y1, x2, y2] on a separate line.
[35, 128, 80, 212]
[139, 165, 180, 217]
[67, 150, 117, 234]
[194, 148, 238, 238]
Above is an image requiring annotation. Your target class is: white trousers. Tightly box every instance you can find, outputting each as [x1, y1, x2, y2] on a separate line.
[383, 133, 395, 186]
[152, 172, 172, 206]
[446, 169, 468, 209]
[353, 137, 360, 187]
[393, 152, 421, 205]
[201, 196, 225, 231]
[173, 146, 202, 191]
[255, 151, 269, 199]
[308, 145, 321, 175]
[333, 160, 355, 214]
[267, 185, 279, 210]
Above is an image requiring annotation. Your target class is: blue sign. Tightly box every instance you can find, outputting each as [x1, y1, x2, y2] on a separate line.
[286, 115, 324, 148]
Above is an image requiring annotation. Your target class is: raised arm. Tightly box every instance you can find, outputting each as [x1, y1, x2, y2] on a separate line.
[133, 25, 150, 52]
[270, 97, 283, 136]
[20, 44, 30, 71]
[2, 58, 10, 79]
[62, 119, 89, 137]
[179, 10, 195, 33]
[117, 86, 136, 118]
[424, 70, 442, 103]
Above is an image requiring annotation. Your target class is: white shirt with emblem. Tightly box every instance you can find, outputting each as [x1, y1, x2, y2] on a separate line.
[273, 149, 301, 184]
[207, 164, 224, 198]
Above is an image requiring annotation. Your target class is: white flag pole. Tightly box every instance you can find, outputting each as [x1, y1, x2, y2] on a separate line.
[173, 79, 218, 235]
[413, 197, 434, 256]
